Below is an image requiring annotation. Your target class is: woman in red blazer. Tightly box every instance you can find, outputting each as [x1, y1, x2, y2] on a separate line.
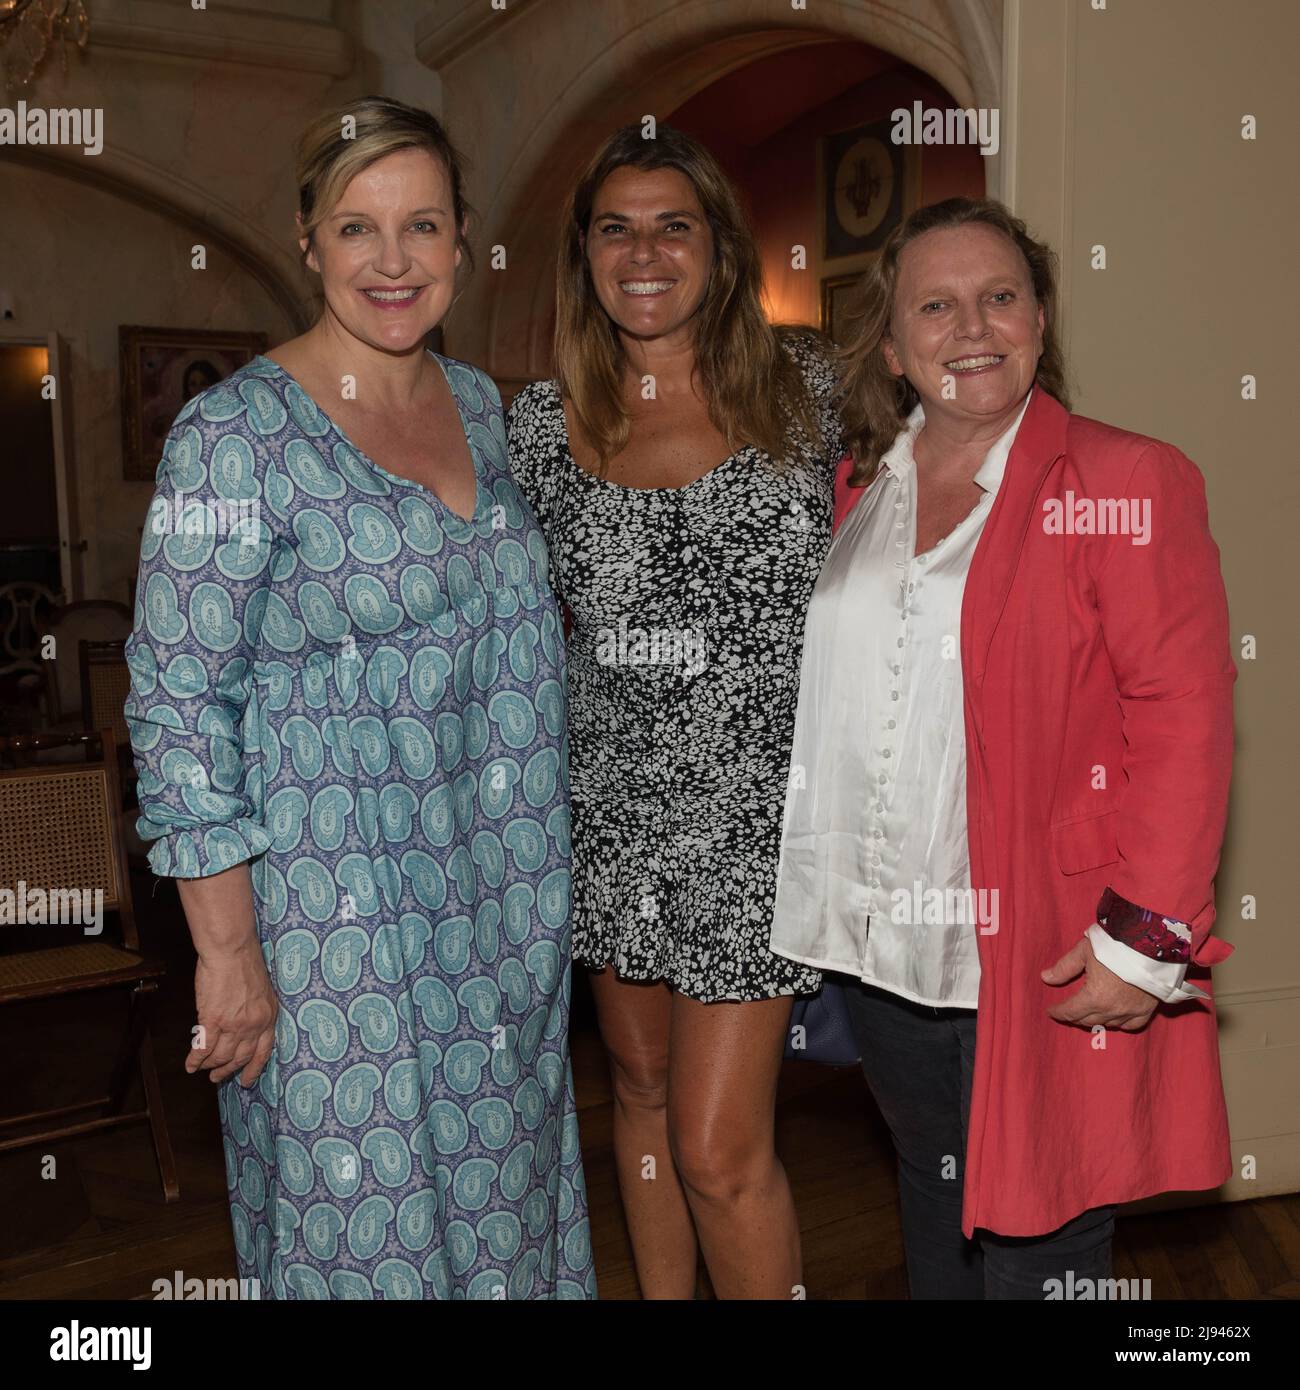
[770, 196, 1234, 1298]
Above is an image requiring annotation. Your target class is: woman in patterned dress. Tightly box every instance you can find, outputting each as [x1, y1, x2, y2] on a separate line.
[124, 97, 594, 1300]
[507, 125, 843, 1298]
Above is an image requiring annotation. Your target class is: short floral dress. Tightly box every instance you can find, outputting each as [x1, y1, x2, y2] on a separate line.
[125, 351, 595, 1299]
[507, 333, 843, 1002]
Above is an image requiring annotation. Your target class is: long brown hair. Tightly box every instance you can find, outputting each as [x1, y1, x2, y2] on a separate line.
[837, 197, 1071, 485]
[554, 123, 825, 473]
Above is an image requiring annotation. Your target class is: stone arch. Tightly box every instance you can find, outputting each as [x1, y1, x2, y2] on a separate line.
[1, 143, 310, 333]
[434, 0, 1001, 381]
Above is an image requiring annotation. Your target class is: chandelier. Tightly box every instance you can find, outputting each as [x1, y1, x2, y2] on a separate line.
[0, 0, 89, 92]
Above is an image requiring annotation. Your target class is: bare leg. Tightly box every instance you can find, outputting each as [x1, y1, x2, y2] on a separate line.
[588, 968, 698, 1298]
[667, 993, 801, 1300]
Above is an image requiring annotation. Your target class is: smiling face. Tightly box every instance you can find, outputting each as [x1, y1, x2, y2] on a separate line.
[301, 145, 462, 355]
[582, 164, 715, 349]
[883, 222, 1045, 425]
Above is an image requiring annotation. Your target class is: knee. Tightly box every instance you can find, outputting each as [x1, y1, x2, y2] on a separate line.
[668, 1119, 775, 1206]
[605, 1049, 669, 1116]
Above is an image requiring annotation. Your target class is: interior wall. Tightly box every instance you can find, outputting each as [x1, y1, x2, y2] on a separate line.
[1007, 0, 1299, 1203]
[671, 48, 989, 329]
[435, 0, 998, 387]
[0, 0, 438, 606]
[0, 164, 294, 605]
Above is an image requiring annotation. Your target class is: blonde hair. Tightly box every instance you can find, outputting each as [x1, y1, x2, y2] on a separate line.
[837, 197, 1071, 485]
[554, 123, 825, 473]
[294, 96, 474, 276]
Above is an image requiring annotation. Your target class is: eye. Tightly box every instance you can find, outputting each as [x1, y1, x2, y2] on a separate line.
[410, 221, 437, 233]
[920, 300, 946, 313]
[596, 221, 628, 235]
[341, 223, 367, 236]
[664, 220, 691, 233]
[990, 290, 1016, 304]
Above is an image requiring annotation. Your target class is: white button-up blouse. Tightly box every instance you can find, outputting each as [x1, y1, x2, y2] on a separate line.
[770, 392, 1190, 1009]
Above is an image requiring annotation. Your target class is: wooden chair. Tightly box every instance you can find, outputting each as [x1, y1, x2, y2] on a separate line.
[80, 640, 132, 746]
[41, 599, 133, 728]
[0, 727, 179, 1201]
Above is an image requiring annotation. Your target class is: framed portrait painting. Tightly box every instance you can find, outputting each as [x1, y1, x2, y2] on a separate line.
[119, 326, 268, 481]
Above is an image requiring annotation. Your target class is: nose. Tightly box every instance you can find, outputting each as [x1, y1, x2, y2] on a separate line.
[371, 230, 412, 279]
[953, 298, 993, 341]
[627, 232, 660, 265]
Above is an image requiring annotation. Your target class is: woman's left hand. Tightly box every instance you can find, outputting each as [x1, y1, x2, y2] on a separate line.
[1042, 936, 1160, 1031]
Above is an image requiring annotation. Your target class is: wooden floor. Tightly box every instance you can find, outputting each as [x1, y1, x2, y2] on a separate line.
[0, 869, 1295, 1301]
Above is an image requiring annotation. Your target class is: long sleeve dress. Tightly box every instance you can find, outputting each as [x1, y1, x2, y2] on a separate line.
[506, 332, 843, 1002]
[124, 351, 595, 1299]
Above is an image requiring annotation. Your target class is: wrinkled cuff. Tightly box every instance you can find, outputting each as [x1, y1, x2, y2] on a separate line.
[1086, 922, 1208, 1003]
[140, 816, 274, 879]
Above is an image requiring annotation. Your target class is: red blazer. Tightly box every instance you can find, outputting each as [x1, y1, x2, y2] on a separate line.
[834, 386, 1235, 1237]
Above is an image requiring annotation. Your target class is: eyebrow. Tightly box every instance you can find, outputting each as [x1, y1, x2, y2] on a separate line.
[330, 206, 447, 220]
[911, 278, 1025, 298]
[591, 209, 698, 222]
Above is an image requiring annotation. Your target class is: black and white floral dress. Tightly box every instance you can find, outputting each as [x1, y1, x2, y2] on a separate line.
[507, 333, 842, 1002]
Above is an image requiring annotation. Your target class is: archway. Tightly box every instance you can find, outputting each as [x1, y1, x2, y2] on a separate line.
[428, 0, 1000, 383]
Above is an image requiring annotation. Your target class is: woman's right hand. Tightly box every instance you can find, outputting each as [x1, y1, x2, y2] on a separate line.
[176, 866, 278, 1086]
[188, 938, 279, 1085]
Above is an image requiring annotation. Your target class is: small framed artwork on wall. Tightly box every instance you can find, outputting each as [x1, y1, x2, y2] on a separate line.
[819, 116, 921, 264]
[820, 274, 865, 348]
[119, 326, 268, 481]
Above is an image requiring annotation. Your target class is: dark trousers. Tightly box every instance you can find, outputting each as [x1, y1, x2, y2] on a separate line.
[843, 979, 1115, 1300]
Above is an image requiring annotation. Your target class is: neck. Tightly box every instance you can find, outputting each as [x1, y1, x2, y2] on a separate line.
[303, 311, 434, 410]
[914, 391, 1030, 475]
[618, 323, 700, 395]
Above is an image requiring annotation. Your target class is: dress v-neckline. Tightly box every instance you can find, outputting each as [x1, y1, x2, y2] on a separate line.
[254, 349, 483, 525]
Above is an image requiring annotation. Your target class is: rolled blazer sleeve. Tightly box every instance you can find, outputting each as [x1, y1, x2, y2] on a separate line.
[124, 405, 278, 879]
[1091, 441, 1236, 962]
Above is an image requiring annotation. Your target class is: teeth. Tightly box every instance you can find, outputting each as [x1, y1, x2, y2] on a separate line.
[621, 281, 674, 294]
[364, 288, 420, 301]
[947, 355, 1004, 371]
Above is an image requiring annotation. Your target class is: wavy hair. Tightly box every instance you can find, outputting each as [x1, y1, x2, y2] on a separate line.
[837, 196, 1071, 485]
[554, 123, 825, 473]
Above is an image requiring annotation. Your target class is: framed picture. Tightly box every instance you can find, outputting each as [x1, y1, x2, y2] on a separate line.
[820, 272, 869, 347]
[119, 326, 268, 481]
[818, 117, 921, 271]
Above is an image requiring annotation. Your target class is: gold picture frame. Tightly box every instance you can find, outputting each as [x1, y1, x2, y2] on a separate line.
[119, 325, 268, 482]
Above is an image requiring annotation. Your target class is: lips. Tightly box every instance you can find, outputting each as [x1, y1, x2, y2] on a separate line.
[619, 280, 676, 296]
[361, 286, 425, 309]
[945, 353, 1005, 372]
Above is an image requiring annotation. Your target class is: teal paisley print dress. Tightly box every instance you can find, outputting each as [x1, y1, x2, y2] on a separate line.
[124, 351, 595, 1300]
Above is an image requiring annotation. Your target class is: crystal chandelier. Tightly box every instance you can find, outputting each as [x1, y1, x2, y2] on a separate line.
[0, 0, 89, 93]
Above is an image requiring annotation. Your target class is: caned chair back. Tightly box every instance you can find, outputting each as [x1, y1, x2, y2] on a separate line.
[0, 728, 135, 946]
[80, 640, 132, 744]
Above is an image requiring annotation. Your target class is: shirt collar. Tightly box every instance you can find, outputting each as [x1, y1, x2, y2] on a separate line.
[880, 388, 1034, 494]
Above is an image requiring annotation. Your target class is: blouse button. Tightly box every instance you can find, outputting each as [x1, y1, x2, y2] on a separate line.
[890, 691, 899, 701]
[887, 719, 897, 729]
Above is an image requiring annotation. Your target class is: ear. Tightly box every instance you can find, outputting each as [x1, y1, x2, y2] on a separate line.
[295, 212, 318, 274]
[882, 335, 904, 378]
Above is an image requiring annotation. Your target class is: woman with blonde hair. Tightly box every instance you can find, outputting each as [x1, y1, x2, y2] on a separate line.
[772, 196, 1235, 1298]
[509, 123, 844, 1299]
[125, 96, 594, 1299]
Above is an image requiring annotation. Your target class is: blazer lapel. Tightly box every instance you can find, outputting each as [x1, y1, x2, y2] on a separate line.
[961, 387, 1071, 704]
